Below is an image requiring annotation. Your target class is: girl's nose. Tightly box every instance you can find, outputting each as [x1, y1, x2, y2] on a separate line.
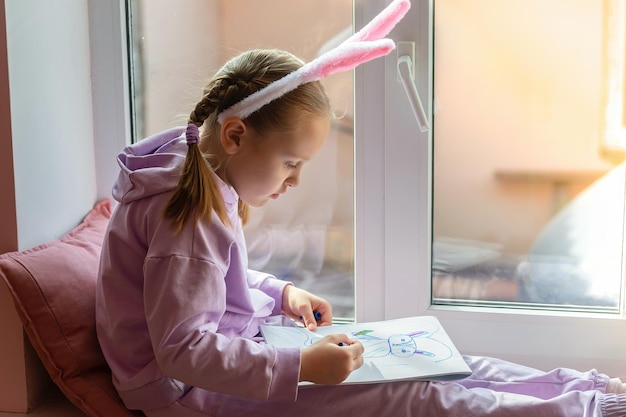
[285, 172, 300, 188]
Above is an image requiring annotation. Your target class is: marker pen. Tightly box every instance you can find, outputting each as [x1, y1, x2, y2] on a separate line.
[300, 311, 323, 322]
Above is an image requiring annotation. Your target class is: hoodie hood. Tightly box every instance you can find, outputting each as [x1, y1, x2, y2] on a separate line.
[112, 126, 188, 204]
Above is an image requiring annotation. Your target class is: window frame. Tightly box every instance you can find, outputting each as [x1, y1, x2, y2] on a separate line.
[354, 0, 432, 323]
[89, 0, 132, 201]
[354, 0, 626, 377]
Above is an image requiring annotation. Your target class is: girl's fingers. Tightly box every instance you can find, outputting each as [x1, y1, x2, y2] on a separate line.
[298, 308, 319, 330]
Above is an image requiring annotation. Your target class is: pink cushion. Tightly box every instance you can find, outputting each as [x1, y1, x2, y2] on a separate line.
[0, 200, 143, 417]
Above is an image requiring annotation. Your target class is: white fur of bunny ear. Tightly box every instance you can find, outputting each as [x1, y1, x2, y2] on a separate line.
[217, 0, 411, 124]
[217, 70, 302, 124]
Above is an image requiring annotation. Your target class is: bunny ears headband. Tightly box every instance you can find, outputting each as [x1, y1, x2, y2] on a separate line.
[216, 0, 411, 124]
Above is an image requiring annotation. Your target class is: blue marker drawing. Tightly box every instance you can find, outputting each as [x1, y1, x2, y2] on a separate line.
[305, 319, 454, 363]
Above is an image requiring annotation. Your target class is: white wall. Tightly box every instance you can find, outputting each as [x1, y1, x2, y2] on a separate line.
[6, 0, 97, 251]
[1, 0, 105, 412]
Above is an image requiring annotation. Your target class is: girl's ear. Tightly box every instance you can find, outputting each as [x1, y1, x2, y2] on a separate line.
[220, 118, 247, 155]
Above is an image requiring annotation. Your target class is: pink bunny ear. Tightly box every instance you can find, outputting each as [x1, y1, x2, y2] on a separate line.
[344, 0, 411, 43]
[217, 1, 411, 124]
[304, 39, 396, 79]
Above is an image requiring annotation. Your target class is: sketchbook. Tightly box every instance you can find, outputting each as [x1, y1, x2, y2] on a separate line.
[260, 315, 472, 386]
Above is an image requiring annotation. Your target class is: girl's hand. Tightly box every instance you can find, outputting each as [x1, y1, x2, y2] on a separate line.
[282, 285, 332, 330]
[300, 335, 364, 385]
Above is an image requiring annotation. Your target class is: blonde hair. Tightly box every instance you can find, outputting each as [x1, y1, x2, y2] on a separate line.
[164, 49, 331, 232]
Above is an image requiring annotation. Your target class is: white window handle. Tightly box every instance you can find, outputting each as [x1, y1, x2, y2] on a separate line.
[397, 53, 430, 132]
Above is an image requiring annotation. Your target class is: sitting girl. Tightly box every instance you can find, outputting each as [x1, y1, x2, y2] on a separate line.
[95, 2, 626, 416]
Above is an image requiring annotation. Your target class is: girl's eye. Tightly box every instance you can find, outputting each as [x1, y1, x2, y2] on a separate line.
[286, 162, 298, 169]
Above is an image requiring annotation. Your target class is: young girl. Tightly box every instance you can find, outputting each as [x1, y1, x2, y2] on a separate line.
[96, 1, 626, 415]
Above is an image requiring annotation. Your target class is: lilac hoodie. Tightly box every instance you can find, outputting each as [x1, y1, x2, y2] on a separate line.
[95, 127, 301, 412]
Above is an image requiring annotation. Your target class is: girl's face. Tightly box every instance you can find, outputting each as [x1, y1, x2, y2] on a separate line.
[222, 114, 330, 207]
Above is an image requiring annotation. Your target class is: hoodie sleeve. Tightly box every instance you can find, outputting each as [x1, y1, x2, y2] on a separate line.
[247, 269, 292, 316]
[143, 254, 301, 401]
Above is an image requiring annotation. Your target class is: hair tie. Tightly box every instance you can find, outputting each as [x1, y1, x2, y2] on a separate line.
[217, 0, 410, 124]
[186, 123, 199, 145]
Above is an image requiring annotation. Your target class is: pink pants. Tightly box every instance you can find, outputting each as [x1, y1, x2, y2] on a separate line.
[145, 356, 626, 417]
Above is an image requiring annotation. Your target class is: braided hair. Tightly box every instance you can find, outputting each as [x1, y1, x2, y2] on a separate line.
[164, 49, 331, 232]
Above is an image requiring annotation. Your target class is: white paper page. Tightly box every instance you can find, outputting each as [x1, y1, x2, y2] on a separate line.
[261, 316, 471, 385]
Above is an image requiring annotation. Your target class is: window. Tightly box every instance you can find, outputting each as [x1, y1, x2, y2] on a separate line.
[126, 0, 356, 320]
[372, 0, 626, 375]
[432, 0, 624, 313]
[118, 0, 626, 375]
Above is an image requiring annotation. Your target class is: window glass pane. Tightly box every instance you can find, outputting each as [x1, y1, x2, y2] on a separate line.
[128, 0, 356, 319]
[432, 0, 625, 312]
